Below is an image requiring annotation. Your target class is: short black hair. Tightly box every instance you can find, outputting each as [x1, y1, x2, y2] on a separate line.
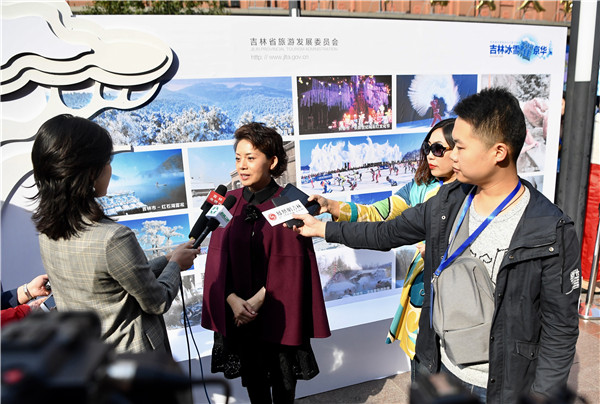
[454, 87, 526, 164]
[233, 122, 288, 178]
[31, 114, 113, 240]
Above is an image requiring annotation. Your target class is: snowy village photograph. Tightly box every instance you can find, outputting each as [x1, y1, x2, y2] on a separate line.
[296, 75, 393, 135]
[316, 246, 395, 304]
[163, 272, 203, 331]
[92, 76, 294, 145]
[395, 74, 478, 130]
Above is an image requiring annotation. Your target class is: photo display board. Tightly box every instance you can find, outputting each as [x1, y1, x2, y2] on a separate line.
[67, 15, 567, 357]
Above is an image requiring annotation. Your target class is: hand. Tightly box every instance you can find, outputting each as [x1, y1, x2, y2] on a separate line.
[226, 293, 257, 327]
[28, 274, 51, 298]
[27, 296, 48, 312]
[308, 194, 340, 219]
[247, 287, 266, 313]
[285, 214, 327, 238]
[169, 240, 200, 270]
[416, 242, 426, 256]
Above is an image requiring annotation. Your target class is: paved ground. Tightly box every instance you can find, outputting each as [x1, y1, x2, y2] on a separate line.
[296, 292, 600, 404]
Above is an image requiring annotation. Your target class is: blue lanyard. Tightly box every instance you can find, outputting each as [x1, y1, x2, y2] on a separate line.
[429, 180, 522, 327]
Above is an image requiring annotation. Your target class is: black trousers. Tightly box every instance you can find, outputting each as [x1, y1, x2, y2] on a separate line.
[239, 339, 297, 404]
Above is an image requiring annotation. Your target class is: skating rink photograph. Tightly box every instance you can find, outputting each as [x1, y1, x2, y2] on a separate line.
[298, 132, 425, 197]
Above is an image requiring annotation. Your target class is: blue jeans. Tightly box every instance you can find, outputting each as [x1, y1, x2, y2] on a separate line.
[411, 357, 432, 382]
[440, 362, 487, 403]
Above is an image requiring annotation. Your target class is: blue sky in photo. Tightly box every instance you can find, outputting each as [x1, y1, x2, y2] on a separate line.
[111, 149, 183, 177]
[163, 76, 292, 92]
[188, 144, 236, 184]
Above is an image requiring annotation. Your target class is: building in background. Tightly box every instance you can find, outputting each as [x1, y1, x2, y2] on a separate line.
[66, 1, 572, 24]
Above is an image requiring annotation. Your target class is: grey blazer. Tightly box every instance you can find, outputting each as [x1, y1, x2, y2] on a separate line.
[39, 219, 181, 353]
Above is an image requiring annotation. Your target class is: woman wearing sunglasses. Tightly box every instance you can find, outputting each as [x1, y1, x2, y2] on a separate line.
[308, 118, 456, 379]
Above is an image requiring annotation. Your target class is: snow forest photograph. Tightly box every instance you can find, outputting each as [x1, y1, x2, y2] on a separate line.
[98, 148, 187, 216]
[91, 76, 294, 146]
[396, 74, 477, 130]
[297, 75, 393, 135]
[118, 213, 191, 261]
[298, 132, 425, 196]
[482, 74, 551, 173]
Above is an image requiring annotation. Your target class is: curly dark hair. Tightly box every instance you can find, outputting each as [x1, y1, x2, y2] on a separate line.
[233, 122, 288, 178]
[414, 118, 456, 185]
[31, 114, 113, 240]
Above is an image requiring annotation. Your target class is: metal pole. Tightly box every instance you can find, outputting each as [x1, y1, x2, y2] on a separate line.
[579, 203, 600, 320]
[289, 0, 301, 17]
[556, 0, 600, 240]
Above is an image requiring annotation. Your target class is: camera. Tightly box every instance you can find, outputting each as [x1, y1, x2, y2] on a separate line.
[40, 294, 56, 312]
[1, 311, 229, 404]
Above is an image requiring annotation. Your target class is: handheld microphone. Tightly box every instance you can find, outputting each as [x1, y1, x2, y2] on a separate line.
[189, 185, 227, 240]
[192, 195, 237, 249]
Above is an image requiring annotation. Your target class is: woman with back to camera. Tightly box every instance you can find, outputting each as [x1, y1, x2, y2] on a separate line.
[309, 118, 456, 378]
[201, 122, 330, 404]
[31, 114, 199, 354]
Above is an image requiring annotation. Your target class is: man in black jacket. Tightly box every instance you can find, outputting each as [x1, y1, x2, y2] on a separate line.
[292, 87, 580, 403]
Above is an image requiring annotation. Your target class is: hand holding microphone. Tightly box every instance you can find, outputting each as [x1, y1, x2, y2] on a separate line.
[166, 186, 234, 270]
[167, 240, 200, 271]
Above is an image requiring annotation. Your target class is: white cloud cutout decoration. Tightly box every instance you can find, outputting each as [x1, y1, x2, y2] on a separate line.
[1, 0, 175, 205]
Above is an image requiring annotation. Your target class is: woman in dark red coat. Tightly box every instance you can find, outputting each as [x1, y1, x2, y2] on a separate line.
[201, 122, 330, 404]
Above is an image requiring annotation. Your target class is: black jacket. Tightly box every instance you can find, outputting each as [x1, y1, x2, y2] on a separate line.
[326, 179, 580, 403]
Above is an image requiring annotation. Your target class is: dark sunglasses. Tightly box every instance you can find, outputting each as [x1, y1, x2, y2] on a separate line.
[421, 142, 451, 157]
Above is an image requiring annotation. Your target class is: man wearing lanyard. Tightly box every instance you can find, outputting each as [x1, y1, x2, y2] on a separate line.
[291, 87, 581, 403]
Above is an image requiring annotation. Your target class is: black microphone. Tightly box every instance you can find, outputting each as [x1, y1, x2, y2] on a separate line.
[192, 195, 237, 249]
[189, 184, 227, 240]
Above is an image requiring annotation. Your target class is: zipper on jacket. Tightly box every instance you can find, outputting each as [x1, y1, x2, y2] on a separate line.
[559, 219, 566, 293]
